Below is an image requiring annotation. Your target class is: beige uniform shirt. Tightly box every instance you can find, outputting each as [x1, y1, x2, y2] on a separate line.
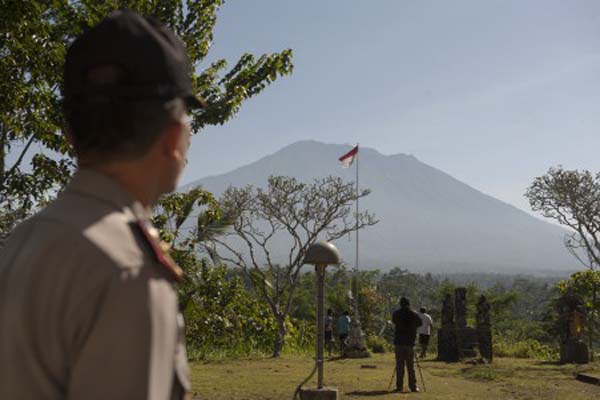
[0, 169, 190, 399]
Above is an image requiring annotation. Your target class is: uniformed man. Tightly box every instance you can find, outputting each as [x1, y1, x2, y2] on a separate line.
[0, 11, 205, 399]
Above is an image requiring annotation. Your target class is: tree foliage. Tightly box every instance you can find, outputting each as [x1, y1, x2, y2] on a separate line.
[525, 167, 600, 268]
[183, 261, 279, 359]
[557, 270, 600, 312]
[0, 0, 293, 241]
[153, 187, 228, 308]
[213, 175, 378, 356]
[152, 188, 280, 359]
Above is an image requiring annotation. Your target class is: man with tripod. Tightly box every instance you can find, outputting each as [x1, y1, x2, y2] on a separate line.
[392, 297, 422, 392]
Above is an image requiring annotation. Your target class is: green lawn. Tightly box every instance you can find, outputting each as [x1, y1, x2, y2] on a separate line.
[190, 354, 600, 399]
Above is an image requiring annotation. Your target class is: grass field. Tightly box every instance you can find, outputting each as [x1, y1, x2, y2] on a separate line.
[190, 353, 600, 399]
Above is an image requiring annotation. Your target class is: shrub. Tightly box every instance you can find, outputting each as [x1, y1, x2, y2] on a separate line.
[493, 337, 558, 360]
[182, 262, 279, 360]
[366, 335, 391, 353]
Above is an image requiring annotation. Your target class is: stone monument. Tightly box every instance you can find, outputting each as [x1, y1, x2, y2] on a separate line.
[455, 287, 467, 329]
[454, 288, 478, 358]
[556, 289, 589, 364]
[437, 288, 491, 362]
[437, 293, 459, 361]
[476, 295, 492, 362]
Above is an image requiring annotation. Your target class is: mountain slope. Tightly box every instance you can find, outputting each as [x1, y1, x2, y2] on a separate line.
[184, 140, 573, 272]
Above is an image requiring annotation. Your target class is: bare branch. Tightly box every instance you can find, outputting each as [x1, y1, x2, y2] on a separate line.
[3, 135, 35, 186]
[526, 166, 600, 270]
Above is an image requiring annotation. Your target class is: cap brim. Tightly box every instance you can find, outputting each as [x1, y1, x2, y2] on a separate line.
[185, 94, 207, 109]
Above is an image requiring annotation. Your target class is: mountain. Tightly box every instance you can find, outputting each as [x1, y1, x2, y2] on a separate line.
[184, 140, 573, 273]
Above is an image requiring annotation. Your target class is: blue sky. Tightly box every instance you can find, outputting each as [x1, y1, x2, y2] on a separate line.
[183, 0, 600, 214]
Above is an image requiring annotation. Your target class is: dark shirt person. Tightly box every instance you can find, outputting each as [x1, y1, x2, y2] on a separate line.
[0, 11, 206, 399]
[337, 310, 351, 356]
[392, 297, 422, 392]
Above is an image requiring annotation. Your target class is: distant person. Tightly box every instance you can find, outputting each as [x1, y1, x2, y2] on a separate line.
[337, 310, 351, 356]
[417, 307, 434, 358]
[392, 297, 422, 393]
[325, 308, 334, 356]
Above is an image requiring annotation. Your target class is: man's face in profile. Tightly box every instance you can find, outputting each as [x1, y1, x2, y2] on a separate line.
[165, 111, 192, 193]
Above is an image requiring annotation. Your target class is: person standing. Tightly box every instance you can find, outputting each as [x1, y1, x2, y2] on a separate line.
[337, 310, 351, 356]
[418, 307, 434, 358]
[325, 308, 334, 356]
[392, 297, 422, 393]
[0, 11, 206, 399]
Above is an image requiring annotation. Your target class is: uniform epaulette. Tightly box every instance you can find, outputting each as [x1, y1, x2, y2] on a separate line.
[135, 220, 184, 282]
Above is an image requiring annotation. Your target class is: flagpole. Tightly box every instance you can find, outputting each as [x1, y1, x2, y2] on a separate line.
[355, 143, 359, 273]
[353, 144, 360, 324]
[338, 143, 368, 356]
[348, 142, 368, 356]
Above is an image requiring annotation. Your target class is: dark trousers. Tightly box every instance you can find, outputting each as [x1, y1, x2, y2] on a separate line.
[339, 334, 348, 355]
[419, 334, 430, 357]
[395, 345, 417, 390]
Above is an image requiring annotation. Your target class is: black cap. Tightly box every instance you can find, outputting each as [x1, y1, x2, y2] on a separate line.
[63, 11, 206, 109]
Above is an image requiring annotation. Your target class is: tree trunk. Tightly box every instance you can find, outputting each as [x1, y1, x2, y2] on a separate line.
[272, 316, 287, 358]
[590, 282, 596, 361]
[1, 124, 6, 188]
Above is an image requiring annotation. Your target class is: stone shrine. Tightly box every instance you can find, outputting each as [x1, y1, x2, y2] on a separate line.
[437, 288, 492, 362]
[556, 289, 589, 364]
[476, 295, 492, 362]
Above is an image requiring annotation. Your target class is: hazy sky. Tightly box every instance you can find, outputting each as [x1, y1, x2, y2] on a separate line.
[182, 0, 600, 214]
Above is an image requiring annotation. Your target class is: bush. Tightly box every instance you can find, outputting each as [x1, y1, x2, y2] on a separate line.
[283, 319, 315, 355]
[366, 335, 391, 353]
[493, 337, 558, 360]
[182, 262, 279, 360]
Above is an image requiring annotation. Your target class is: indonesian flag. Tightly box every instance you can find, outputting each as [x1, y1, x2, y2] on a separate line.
[338, 145, 358, 168]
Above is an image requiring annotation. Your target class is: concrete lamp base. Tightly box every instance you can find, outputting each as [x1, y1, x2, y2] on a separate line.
[299, 387, 339, 400]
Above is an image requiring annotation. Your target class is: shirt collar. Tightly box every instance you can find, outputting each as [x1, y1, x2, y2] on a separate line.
[66, 168, 151, 221]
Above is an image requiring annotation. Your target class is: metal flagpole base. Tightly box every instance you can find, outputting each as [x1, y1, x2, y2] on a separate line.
[344, 330, 369, 357]
[342, 276, 370, 358]
[344, 279, 370, 358]
[344, 318, 370, 358]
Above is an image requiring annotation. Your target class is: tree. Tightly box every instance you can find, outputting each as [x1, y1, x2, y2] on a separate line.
[213, 175, 378, 357]
[525, 166, 600, 359]
[356, 271, 387, 337]
[1, 1, 74, 243]
[525, 167, 600, 268]
[152, 188, 279, 358]
[152, 187, 228, 309]
[0, 0, 293, 242]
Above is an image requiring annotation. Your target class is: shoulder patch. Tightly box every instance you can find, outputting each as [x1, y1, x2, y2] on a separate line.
[134, 220, 184, 282]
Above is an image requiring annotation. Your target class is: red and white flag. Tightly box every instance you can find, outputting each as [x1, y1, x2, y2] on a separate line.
[338, 145, 358, 168]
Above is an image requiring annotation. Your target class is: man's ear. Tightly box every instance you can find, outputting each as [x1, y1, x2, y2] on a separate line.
[161, 122, 185, 160]
[64, 127, 76, 148]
